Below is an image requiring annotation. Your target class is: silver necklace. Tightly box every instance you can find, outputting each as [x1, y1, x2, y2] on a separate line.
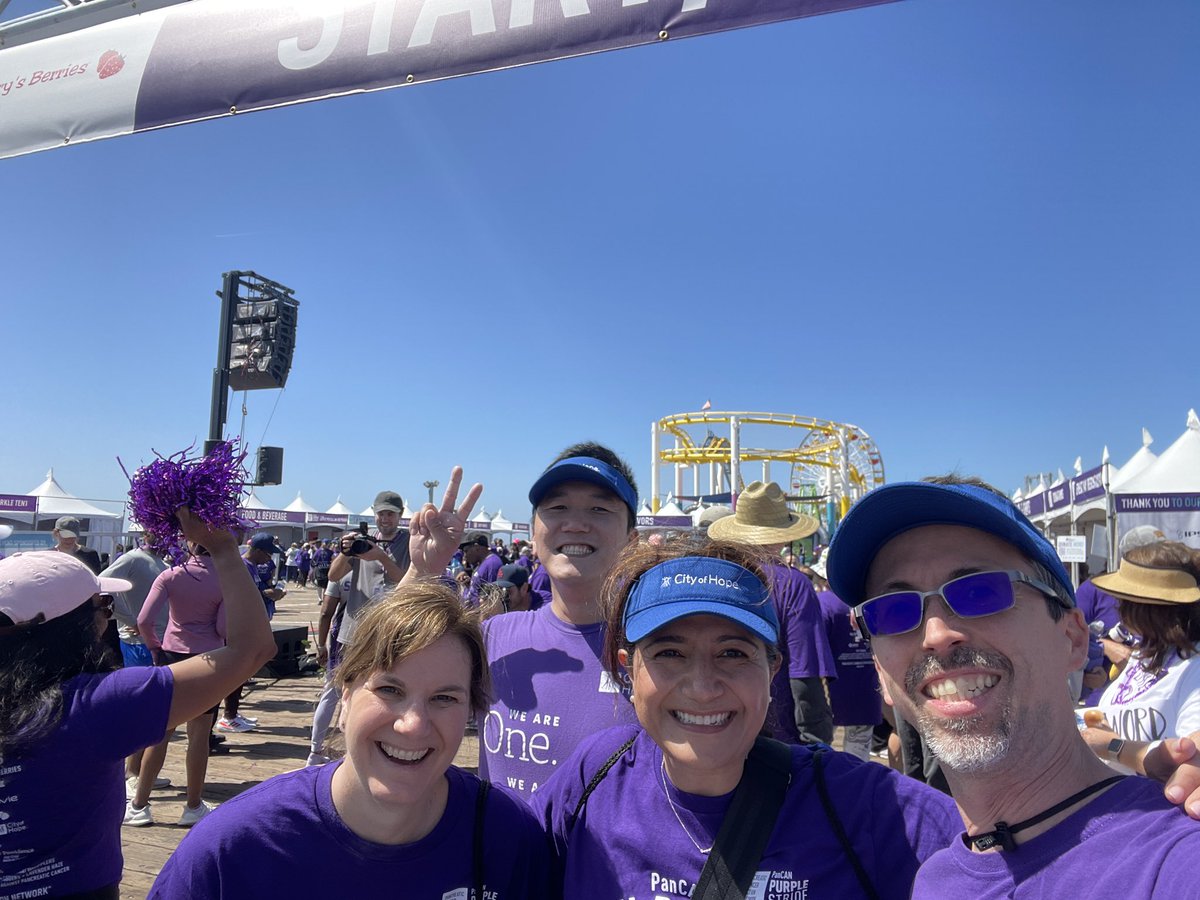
[659, 758, 714, 855]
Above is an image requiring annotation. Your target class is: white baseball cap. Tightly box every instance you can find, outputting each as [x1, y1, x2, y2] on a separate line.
[0, 552, 131, 628]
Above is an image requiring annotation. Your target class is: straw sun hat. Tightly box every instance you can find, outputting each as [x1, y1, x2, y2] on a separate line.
[707, 482, 818, 545]
[1093, 557, 1200, 606]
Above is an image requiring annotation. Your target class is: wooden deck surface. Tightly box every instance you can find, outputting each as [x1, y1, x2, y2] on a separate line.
[118, 583, 479, 899]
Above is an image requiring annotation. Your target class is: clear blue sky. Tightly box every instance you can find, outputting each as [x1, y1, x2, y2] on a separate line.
[1, 0, 1197, 521]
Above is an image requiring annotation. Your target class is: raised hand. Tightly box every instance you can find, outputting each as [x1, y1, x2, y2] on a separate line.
[407, 467, 483, 578]
[176, 505, 237, 555]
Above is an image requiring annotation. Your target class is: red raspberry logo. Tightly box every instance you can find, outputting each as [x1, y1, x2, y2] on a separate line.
[97, 50, 125, 80]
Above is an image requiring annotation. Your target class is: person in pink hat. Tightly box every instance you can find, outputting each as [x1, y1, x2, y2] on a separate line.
[0, 508, 277, 899]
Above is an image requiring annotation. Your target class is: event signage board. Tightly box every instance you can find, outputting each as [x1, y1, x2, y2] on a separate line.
[1114, 493, 1200, 514]
[0, 0, 899, 159]
[306, 512, 349, 525]
[1055, 535, 1086, 563]
[1016, 493, 1046, 519]
[637, 514, 693, 527]
[240, 507, 308, 525]
[1071, 465, 1106, 505]
[1046, 482, 1070, 512]
[0, 493, 37, 514]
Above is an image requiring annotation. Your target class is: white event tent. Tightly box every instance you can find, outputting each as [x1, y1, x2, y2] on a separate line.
[1111, 410, 1200, 550]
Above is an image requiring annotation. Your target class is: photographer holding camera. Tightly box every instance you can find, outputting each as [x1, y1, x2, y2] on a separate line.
[323, 491, 410, 653]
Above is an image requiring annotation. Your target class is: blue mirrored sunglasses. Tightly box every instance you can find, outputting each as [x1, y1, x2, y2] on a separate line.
[853, 569, 1065, 638]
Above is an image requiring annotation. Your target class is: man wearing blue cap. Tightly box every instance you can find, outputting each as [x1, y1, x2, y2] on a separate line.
[828, 475, 1200, 896]
[479, 441, 640, 802]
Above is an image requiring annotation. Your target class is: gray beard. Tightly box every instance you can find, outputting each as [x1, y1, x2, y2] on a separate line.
[918, 699, 1013, 774]
[904, 646, 1016, 774]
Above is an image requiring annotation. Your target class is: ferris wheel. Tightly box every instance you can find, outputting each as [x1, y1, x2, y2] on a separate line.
[651, 410, 885, 520]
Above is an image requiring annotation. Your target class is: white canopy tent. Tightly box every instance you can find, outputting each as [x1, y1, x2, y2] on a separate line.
[13, 469, 125, 553]
[1112, 410, 1200, 551]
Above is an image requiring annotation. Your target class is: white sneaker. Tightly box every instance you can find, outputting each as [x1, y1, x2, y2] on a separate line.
[215, 716, 254, 733]
[305, 752, 330, 767]
[178, 799, 215, 827]
[123, 801, 153, 827]
[126, 774, 171, 799]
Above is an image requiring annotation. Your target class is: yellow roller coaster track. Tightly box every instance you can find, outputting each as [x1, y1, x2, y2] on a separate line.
[655, 410, 885, 495]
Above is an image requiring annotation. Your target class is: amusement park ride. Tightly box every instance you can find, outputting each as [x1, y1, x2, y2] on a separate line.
[649, 410, 885, 533]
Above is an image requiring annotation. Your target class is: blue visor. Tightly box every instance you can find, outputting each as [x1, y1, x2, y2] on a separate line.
[529, 456, 637, 517]
[623, 557, 777, 644]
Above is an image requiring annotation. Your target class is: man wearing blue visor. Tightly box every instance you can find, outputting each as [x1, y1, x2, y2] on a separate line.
[827, 475, 1200, 896]
[479, 442, 641, 802]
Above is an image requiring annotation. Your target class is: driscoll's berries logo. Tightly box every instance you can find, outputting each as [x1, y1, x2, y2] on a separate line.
[97, 50, 125, 79]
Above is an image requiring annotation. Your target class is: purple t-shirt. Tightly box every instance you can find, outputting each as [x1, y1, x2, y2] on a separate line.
[912, 776, 1200, 898]
[765, 563, 837, 743]
[1076, 579, 1122, 704]
[480, 604, 638, 802]
[467, 551, 505, 604]
[1, 667, 173, 898]
[150, 761, 550, 898]
[536, 725, 960, 900]
[529, 565, 551, 611]
[818, 590, 883, 727]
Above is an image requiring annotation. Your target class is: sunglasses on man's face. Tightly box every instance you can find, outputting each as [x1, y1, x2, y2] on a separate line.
[853, 569, 1064, 638]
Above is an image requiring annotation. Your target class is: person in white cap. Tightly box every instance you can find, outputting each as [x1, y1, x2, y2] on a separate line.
[0, 508, 276, 898]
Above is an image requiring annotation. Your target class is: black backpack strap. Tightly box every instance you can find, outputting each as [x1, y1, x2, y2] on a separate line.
[566, 733, 639, 831]
[812, 747, 879, 900]
[693, 736, 793, 900]
[474, 779, 491, 899]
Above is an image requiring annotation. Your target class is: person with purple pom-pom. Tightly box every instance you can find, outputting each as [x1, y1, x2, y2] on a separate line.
[0, 507, 277, 899]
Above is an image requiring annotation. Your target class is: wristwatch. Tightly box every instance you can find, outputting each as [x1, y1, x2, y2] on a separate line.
[1106, 738, 1125, 762]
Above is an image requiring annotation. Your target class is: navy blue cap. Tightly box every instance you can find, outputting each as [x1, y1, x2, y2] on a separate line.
[826, 482, 1075, 608]
[529, 456, 638, 517]
[623, 557, 778, 644]
[250, 532, 283, 553]
[495, 563, 529, 589]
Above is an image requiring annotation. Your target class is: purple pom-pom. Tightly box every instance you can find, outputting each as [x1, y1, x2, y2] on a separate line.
[121, 441, 252, 565]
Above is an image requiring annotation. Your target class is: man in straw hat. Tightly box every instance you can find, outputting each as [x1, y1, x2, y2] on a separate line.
[827, 474, 1200, 896]
[709, 481, 836, 744]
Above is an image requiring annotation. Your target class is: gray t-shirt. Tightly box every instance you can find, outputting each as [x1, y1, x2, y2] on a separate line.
[100, 548, 169, 643]
[335, 531, 409, 647]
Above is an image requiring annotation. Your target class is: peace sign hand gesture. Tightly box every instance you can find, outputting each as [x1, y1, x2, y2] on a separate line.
[406, 466, 484, 579]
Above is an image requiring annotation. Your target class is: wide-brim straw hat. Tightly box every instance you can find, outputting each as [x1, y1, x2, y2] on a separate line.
[708, 482, 819, 545]
[1093, 558, 1200, 606]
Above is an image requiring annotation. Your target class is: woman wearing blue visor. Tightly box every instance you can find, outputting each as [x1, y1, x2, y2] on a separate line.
[535, 537, 959, 900]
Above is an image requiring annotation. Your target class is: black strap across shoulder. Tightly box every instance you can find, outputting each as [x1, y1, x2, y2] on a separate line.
[692, 736, 793, 900]
[474, 778, 490, 899]
[811, 747, 879, 900]
[567, 732, 639, 830]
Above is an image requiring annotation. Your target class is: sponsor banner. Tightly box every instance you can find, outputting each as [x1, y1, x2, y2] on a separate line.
[637, 514, 693, 527]
[1114, 493, 1200, 515]
[1045, 482, 1070, 512]
[0, 493, 37, 513]
[1071, 465, 1106, 505]
[239, 507, 308, 525]
[306, 512, 349, 525]
[1016, 493, 1046, 519]
[1118, 510, 1200, 551]
[511, 522, 529, 534]
[465, 519, 493, 531]
[1, 0, 899, 159]
[0, 532, 56, 554]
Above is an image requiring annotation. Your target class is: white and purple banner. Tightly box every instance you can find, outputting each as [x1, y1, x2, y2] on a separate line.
[0, 493, 37, 514]
[0, 0, 898, 159]
[1115, 493, 1200, 551]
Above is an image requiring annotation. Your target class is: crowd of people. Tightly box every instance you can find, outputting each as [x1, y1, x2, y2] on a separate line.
[3, 449, 1200, 899]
